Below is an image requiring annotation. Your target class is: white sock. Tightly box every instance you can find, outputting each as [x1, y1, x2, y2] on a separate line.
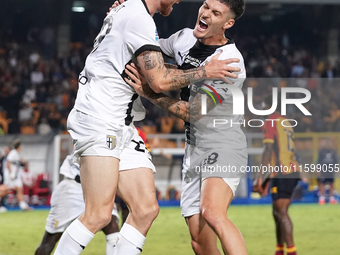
[32, 195, 39, 205]
[54, 219, 94, 255]
[114, 223, 146, 255]
[106, 232, 120, 255]
[24, 195, 30, 204]
[19, 201, 28, 210]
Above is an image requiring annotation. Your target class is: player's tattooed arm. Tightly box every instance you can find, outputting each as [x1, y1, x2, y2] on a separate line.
[137, 51, 241, 93]
[124, 64, 215, 122]
[142, 89, 215, 122]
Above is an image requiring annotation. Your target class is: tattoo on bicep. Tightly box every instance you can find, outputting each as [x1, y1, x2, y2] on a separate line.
[142, 51, 157, 70]
[156, 52, 165, 72]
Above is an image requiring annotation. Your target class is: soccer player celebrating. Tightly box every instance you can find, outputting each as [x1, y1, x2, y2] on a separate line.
[4, 139, 32, 211]
[53, 0, 239, 254]
[253, 95, 300, 255]
[125, 0, 247, 254]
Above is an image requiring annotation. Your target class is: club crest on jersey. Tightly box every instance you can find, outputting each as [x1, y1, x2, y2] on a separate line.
[155, 29, 159, 42]
[106, 135, 116, 150]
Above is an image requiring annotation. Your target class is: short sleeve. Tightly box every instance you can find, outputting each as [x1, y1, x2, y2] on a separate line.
[6, 151, 16, 162]
[159, 29, 184, 58]
[262, 122, 275, 144]
[125, 13, 161, 57]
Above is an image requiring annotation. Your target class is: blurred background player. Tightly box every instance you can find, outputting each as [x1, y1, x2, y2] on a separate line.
[21, 162, 40, 206]
[35, 154, 120, 255]
[4, 139, 32, 211]
[0, 179, 9, 213]
[317, 138, 338, 205]
[0, 145, 11, 211]
[254, 95, 300, 255]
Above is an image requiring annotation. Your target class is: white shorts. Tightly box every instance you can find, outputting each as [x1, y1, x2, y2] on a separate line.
[67, 109, 134, 159]
[67, 109, 155, 172]
[119, 127, 156, 172]
[180, 144, 247, 217]
[4, 173, 23, 189]
[45, 179, 120, 234]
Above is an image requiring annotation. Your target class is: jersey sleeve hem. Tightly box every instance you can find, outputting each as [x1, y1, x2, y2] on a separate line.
[135, 45, 161, 57]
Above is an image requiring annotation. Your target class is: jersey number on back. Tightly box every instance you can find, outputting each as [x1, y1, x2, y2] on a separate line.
[91, 16, 113, 53]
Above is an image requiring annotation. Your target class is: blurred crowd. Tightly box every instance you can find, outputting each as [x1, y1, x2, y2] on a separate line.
[0, 28, 340, 135]
[0, 35, 87, 135]
[236, 33, 340, 132]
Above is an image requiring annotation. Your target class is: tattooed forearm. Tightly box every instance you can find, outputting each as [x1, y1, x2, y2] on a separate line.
[147, 93, 214, 123]
[168, 67, 207, 91]
[145, 74, 154, 85]
[137, 51, 208, 92]
[163, 68, 171, 79]
[147, 94, 191, 122]
[142, 51, 157, 70]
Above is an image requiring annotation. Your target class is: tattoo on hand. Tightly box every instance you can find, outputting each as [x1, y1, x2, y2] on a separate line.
[157, 53, 165, 72]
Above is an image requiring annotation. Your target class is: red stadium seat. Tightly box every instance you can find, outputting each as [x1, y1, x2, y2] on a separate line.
[33, 173, 51, 205]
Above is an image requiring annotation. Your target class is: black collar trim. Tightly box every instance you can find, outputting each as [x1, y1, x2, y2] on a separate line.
[195, 37, 234, 49]
[141, 0, 150, 15]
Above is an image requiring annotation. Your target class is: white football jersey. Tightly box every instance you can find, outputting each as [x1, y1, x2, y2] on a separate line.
[74, 0, 160, 126]
[59, 154, 80, 180]
[5, 149, 21, 178]
[159, 28, 247, 149]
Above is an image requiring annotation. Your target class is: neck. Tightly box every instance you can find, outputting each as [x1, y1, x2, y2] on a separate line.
[144, 0, 158, 16]
[198, 34, 228, 46]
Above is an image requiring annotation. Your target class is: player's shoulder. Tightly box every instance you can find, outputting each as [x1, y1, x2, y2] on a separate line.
[220, 40, 244, 61]
[171, 28, 195, 44]
[164, 28, 196, 55]
[119, 0, 154, 24]
[179, 28, 194, 37]
[7, 150, 18, 158]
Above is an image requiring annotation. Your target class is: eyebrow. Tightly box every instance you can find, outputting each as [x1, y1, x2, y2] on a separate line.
[203, 2, 222, 15]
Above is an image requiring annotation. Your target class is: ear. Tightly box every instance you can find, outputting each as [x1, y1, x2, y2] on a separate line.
[223, 18, 235, 30]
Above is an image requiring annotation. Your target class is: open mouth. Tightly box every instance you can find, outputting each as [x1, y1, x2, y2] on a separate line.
[198, 19, 208, 31]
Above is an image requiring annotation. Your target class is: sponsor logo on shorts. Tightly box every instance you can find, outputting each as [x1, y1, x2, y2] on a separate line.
[52, 219, 59, 228]
[271, 186, 278, 194]
[106, 135, 116, 150]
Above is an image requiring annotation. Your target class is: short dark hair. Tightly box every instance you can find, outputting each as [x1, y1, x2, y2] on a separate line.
[220, 0, 245, 20]
[12, 139, 21, 150]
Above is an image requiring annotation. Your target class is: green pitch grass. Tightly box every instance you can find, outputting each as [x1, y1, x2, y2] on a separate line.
[0, 204, 339, 255]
